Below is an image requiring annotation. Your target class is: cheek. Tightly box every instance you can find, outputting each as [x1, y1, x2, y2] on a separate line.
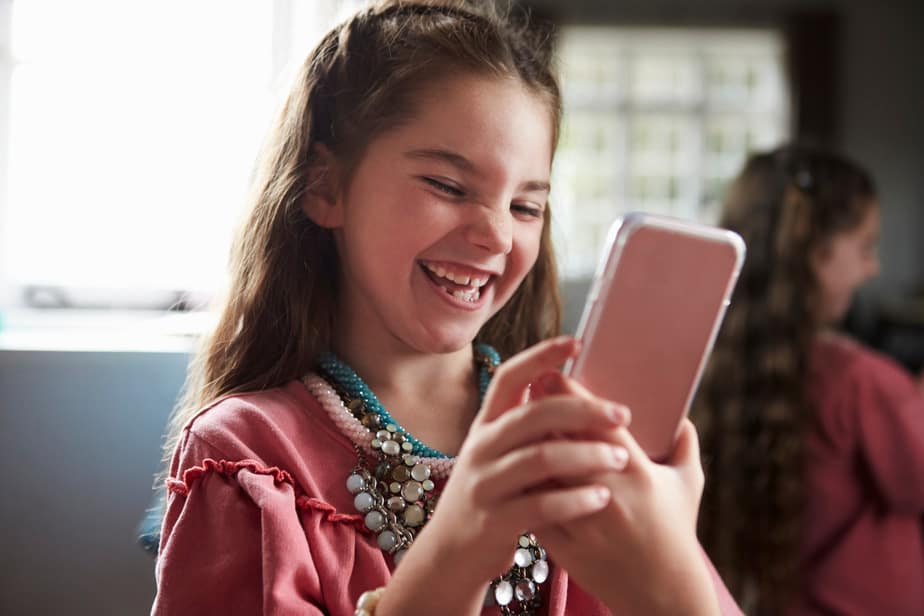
[813, 263, 841, 306]
[825, 261, 865, 301]
[815, 248, 848, 291]
[513, 225, 544, 277]
[840, 254, 869, 287]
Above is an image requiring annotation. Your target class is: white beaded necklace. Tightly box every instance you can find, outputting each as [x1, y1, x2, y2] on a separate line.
[303, 373, 456, 478]
[302, 369, 549, 614]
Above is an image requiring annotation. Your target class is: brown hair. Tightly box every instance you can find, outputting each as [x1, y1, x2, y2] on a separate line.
[691, 143, 876, 614]
[160, 1, 562, 486]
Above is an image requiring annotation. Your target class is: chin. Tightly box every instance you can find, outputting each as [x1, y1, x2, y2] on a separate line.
[428, 335, 480, 355]
[416, 324, 483, 354]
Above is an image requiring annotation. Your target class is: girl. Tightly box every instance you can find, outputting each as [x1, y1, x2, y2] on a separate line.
[692, 144, 924, 615]
[152, 2, 741, 614]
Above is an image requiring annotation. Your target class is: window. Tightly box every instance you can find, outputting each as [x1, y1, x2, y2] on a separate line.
[1, 12, 791, 311]
[1, 0, 359, 310]
[551, 27, 790, 277]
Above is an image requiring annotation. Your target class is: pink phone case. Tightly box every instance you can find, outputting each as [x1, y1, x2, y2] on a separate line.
[564, 212, 745, 461]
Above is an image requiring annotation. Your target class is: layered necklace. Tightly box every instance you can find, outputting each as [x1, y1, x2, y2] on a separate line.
[303, 344, 549, 615]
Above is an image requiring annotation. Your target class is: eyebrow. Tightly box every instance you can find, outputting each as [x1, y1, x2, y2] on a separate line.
[404, 147, 551, 193]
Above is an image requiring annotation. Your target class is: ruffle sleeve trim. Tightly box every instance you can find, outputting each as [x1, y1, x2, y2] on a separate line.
[295, 496, 370, 532]
[167, 458, 369, 533]
[167, 458, 293, 495]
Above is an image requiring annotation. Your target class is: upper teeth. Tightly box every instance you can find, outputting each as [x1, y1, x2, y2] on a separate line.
[425, 263, 489, 288]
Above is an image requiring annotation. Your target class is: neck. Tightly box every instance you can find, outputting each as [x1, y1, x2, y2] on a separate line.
[332, 327, 481, 456]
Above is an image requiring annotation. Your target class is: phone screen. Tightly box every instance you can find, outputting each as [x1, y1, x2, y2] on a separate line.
[566, 214, 744, 461]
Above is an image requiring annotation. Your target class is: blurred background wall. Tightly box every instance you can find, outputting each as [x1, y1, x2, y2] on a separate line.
[0, 0, 921, 614]
[0, 348, 188, 615]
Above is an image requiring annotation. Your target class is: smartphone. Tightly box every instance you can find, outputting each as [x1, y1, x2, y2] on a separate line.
[564, 212, 745, 462]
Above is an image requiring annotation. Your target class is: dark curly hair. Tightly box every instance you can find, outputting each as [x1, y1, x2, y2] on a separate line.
[691, 144, 876, 614]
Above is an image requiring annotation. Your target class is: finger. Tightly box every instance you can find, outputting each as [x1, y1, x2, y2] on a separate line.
[478, 336, 579, 423]
[666, 419, 700, 467]
[611, 425, 650, 472]
[548, 428, 644, 490]
[494, 484, 611, 530]
[530, 371, 633, 429]
[533, 523, 580, 556]
[474, 440, 630, 504]
[530, 524, 580, 562]
[665, 419, 704, 492]
[474, 394, 629, 461]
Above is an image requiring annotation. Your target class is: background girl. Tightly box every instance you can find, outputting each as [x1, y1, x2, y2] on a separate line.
[153, 2, 740, 614]
[693, 144, 924, 615]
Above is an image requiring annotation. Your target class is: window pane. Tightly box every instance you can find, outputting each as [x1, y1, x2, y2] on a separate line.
[553, 27, 790, 277]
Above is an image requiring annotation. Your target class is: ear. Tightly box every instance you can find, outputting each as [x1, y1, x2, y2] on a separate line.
[301, 143, 344, 228]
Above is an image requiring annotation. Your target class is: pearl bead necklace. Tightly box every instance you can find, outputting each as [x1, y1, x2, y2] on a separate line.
[316, 343, 500, 458]
[303, 374, 455, 478]
[303, 345, 546, 615]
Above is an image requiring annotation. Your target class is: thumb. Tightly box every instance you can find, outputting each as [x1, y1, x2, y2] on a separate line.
[666, 419, 704, 486]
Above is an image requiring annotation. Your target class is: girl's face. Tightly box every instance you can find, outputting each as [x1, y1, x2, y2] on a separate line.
[327, 74, 553, 354]
[811, 202, 881, 324]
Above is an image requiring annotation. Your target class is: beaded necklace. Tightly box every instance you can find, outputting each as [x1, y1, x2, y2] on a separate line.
[304, 344, 549, 615]
[316, 343, 501, 458]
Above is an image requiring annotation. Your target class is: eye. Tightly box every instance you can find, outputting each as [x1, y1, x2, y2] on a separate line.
[512, 203, 544, 219]
[421, 177, 465, 198]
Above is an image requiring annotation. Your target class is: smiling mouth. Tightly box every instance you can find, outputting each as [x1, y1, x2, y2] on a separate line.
[419, 261, 493, 303]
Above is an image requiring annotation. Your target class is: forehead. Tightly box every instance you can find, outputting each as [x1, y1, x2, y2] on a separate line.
[848, 201, 880, 236]
[827, 201, 879, 250]
[376, 73, 555, 178]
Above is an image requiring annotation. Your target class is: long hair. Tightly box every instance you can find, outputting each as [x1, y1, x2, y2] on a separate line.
[160, 1, 562, 490]
[691, 144, 876, 613]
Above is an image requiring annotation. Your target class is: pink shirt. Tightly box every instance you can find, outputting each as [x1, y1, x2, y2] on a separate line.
[152, 380, 741, 615]
[794, 334, 924, 615]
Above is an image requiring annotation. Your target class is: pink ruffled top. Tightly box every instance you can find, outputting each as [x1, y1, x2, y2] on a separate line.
[152, 379, 741, 615]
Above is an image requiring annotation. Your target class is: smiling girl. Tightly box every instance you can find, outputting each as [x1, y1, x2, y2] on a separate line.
[151, 3, 741, 614]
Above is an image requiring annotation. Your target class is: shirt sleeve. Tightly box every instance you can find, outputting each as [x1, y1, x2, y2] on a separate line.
[152, 435, 326, 615]
[846, 350, 924, 512]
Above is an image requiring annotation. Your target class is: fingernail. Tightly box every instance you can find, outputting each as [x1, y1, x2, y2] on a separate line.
[610, 446, 629, 470]
[592, 486, 611, 506]
[549, 335, 574, 349]
[603, 402, 629, 424]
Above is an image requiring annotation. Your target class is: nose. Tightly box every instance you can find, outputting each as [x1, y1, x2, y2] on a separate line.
[467, 207, 513, 255]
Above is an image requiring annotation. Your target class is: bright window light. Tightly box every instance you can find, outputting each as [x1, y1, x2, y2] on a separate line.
[1, 11, 790, 308]
[2, 0, 353, 308]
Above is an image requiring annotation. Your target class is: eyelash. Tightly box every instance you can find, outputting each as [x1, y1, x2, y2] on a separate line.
[422, 177, 464, 197]
[512, 204, 544, 219]
[421, 177, 544, 219]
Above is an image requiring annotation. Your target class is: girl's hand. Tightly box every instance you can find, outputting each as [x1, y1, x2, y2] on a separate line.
[377, 337, 631, 616]
[533, 374, 720, 616]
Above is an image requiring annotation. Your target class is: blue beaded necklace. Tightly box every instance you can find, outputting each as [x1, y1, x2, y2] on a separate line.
[317, 343, 501, 459]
